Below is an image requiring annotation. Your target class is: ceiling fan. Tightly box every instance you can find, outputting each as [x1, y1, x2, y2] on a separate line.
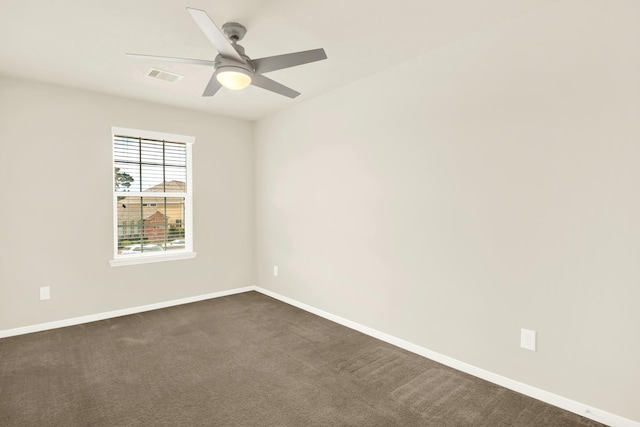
[126, 7, 327, 99]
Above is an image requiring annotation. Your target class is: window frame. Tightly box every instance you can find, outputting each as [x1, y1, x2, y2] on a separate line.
[109, 127, 196, 267]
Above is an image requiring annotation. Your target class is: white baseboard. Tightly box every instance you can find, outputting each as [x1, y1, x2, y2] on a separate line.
[254, 286, 639, 427]
[0, 286, 254, 339]
[2, 284, 636, 427]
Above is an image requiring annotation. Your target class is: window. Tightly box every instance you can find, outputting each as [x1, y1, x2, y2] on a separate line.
[110, 127, 195, 267]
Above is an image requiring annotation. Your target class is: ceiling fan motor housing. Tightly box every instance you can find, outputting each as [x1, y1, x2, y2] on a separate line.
[214, 54, 254, 74]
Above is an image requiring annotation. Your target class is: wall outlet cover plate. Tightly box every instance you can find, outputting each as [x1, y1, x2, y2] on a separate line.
[521, 328, 536, 351]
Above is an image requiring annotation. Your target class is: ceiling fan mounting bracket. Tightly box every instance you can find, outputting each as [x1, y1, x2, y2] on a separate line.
[222, 22, 247, 42]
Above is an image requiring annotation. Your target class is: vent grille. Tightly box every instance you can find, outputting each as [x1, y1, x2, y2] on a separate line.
[146, 68, 183, 82]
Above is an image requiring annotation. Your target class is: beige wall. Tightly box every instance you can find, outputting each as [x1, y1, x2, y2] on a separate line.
[255, 0, 640, 422]
[0, 76, 254, 329]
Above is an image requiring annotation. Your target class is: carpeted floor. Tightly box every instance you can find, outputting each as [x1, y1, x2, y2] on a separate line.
[0, 291, 605, 426]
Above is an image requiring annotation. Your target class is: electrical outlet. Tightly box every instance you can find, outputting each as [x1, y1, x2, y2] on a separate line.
[520, 328, 536, 351]
[40, 287, 51, 300]
[273, 265, 278, 276]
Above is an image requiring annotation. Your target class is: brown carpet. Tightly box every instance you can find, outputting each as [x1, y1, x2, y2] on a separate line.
[0, 291, 605, 426]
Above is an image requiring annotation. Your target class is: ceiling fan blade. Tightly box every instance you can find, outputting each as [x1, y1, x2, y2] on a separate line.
[125, 53, 216, 67]
[251, 74, 300, 98]
[253, 49, 327, 74]
[186, 8, 245, 63]
[202, 73, 222, 97]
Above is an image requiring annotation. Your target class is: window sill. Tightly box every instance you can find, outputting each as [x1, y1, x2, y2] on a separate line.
[109, 251, 197, 267]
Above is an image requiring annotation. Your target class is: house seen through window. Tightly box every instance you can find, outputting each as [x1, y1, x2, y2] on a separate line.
[111, 127, 195, 266]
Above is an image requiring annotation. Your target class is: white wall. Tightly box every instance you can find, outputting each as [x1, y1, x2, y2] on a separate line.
[0, 76, 254, 330]
[255, 0, 640, 422]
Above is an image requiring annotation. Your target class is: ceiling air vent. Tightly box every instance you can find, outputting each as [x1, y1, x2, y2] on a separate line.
[146, 68, 183, 82]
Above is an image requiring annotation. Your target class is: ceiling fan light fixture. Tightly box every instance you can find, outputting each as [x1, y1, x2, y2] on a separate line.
[215, 66, 252, 90]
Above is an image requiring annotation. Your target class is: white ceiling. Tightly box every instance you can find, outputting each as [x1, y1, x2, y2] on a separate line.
[0, 0, 549, 121]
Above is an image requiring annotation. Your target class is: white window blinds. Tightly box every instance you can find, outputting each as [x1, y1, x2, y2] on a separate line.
[111, 128, 194, 265]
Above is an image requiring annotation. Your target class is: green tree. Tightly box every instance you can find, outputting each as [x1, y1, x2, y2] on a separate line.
[114, 167, 134, 191]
